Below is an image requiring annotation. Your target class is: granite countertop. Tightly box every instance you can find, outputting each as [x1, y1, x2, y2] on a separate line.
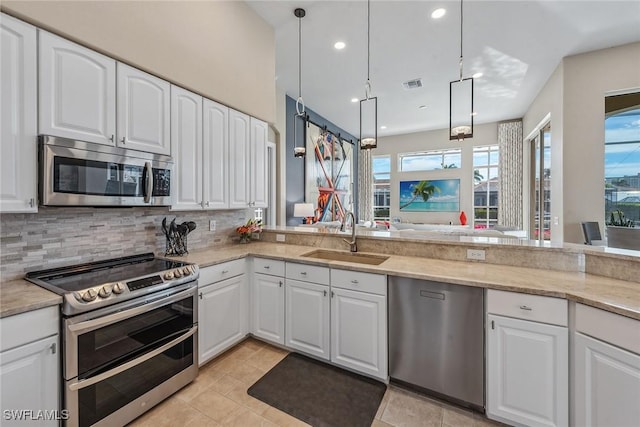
[2, 242, 639, 320]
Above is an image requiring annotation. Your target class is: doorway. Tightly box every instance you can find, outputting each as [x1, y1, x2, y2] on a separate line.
[529, 124, 551, 242]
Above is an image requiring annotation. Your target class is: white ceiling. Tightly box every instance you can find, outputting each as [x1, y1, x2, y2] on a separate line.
[247, 0, 640, 138]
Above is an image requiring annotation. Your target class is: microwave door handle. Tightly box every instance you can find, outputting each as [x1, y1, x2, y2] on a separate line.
[144, 161, 153, 203]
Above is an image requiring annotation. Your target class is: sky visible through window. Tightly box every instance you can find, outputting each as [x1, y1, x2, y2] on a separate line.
[605, 108, 640, 179]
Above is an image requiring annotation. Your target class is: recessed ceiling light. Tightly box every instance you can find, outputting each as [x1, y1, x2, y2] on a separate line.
[472, 72, 483, 79]
[380, 126, 387, 130]
[431, 8, 446, 19]
[418, 105, 428, 109]
[351, 98, 359, 103]
[334, 41, 346, 50]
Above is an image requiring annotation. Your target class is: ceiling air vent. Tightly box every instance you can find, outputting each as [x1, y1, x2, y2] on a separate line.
[403, 78, 423, 90]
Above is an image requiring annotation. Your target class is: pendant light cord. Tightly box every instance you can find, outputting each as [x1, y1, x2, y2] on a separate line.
[459, 0, 464, 81]
[298, 15, 302, 101]
[365, 0, 372, 99]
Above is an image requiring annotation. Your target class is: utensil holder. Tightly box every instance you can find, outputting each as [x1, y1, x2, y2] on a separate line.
[165, 231, 188, 256]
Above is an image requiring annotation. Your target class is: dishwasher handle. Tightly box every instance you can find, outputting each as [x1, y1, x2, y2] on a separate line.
[420, 290, 446, 300]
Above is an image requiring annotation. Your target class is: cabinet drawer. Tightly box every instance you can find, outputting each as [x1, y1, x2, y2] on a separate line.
[487, 289, 567, 326]
[286, 262, 330, 285]
[253, 258, 285, 277]
[331, 269, 387, 296]
[576, 303, 640, 354]
[0, 306, 59, 352]
[199, 259, 246, 285]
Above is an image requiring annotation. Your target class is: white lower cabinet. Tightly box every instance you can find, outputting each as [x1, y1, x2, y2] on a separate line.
[251, 258, 285, 345]
[573, 304, 640, 427]
[198, 262, 247, 365]
[285, 279, 330, 360]
[0, 306, 60, 426]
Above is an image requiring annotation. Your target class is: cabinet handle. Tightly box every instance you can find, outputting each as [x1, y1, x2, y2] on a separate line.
[206, 201, 210, 207]
[50, 343, 57, 354]
[351, 279, 359, 284]
[109, 134, 114, 142]
[279, 281, 283, 287]
[491, 320, 495, 330]
[120, 137, 126, 144]
[263, 266, 270, 269]
[221, 270, 229, 274]
[519, 305, 532, 311]
[199, 292, 203, 299]
[300, 272, 307, 276]
[28, 198, 35, 208]
[331, 291, 335, 298]
[323, 290, 327, 297]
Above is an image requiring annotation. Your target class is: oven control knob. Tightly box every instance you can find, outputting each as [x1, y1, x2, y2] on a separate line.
[164, 271, 174, 280]
[99, 285, 113, 298]
[82, 289, 98, 302]
[112, 283, 126, 294]
[182, 267, 191, 276]
[174, 269, 183, 278]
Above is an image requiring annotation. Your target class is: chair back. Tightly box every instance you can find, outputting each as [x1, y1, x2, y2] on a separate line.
[581, 222, 602, 245]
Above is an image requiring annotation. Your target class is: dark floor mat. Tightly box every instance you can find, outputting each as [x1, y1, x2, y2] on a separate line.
[248, 352, 386, 427]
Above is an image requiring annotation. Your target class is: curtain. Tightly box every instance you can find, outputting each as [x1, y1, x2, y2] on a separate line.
[358, 148, 374, 222]
[498, 120, 523, 229]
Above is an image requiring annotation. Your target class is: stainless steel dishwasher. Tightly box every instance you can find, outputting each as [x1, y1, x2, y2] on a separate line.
[389, 277, 484, 412]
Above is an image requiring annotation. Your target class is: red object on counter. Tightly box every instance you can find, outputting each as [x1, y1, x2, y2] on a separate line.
[459, 211, 467, 225]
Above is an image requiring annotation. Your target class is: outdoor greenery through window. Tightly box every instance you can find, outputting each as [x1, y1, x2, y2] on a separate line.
[605, 98, 640, 227]
[473, 145, 499, 228]
[398, 149, 462, 172]
[373, 156, 390, 220]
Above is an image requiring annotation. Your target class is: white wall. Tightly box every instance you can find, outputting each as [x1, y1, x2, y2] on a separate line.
[1, 0, 276, 123]
[376, 122, 499, 225]
[523, 42, 640, 244]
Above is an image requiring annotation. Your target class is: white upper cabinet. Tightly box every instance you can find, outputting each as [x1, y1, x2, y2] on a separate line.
[117, 63, 170, 155]
[1, 14, 37, 213]
[39, 30, 116, 146]
[203, 99, 230, 209]
[228, 109, 251, 209]
[250, 117, 268, 208]
[170, 85, 202, 211]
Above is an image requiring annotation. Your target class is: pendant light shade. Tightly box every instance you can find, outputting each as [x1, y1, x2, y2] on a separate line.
[360, 0, 377, 150]
[449, 0, 474, 141]
[293, 8, 307, 157]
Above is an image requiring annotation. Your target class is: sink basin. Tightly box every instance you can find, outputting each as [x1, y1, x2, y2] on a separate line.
[301, 249, 389, 265]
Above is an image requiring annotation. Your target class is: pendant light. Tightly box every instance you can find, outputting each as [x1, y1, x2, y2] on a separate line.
[360, 0, 377, 150]
[449, 0, 474, 141]
[293, 8, 307, 158]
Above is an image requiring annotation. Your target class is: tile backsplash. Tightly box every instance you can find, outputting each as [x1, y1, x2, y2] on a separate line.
[0, 207, 250, 281]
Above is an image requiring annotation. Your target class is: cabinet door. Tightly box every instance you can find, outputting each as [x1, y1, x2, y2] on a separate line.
[0, 335, 59, 426]
[39, 31, 116, 145]
[117, 63, 170, 155]
[170, 86, 203, 211]
[228, 109, 250, 209]
[1, 14, 37, 213]
[203, 99, 229, 209]
[285, 279, 330, 360]
[574, 332, 640, 427]
[487, 314, 568, 427]
[331, 287, 387, 379]
[198, 275, 247, 365]
[251, 273, 284, 345]
[250, 117, 269, 208]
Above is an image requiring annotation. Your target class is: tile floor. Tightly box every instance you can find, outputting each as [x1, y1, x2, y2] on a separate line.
[129, 338, 505, 427]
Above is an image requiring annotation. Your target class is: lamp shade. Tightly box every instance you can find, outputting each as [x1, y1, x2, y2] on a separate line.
[293, 203, 315, 218]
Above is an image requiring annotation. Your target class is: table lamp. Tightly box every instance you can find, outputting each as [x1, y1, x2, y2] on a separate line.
[293, 203, 315, 224]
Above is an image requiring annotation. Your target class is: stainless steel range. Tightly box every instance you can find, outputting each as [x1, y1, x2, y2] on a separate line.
[26, 253, 200, 427]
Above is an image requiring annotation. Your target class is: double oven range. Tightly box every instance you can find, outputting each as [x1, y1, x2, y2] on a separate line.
[26, 253, 200, 427]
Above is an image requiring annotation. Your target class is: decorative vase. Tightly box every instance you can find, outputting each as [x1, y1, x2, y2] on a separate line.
[459, 211, 467, 226]
[239, 234, 251, 244]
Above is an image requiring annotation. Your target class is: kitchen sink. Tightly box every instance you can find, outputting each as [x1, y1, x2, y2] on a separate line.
[301, 249, 389, 265]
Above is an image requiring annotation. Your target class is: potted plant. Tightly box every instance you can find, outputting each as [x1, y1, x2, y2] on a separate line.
[606, 210, 640, 250]
[235, 219, 262, 243]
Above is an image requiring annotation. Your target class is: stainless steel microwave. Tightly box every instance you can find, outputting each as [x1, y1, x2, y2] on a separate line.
[38, 135, 172, 207]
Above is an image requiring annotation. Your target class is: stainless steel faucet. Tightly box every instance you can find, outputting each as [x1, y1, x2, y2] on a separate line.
[341, 211, 357, 252]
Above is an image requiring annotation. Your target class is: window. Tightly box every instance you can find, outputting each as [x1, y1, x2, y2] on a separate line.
[605, 102, 640, 227]
[373, 156, 390, 220]
[398, 149, 461, 172]
[473, 145, 499, 228]
[529, 127, 551, 241]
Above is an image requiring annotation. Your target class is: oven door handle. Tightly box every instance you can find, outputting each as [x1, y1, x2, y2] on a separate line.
[67, 286, 195, 335]
[68, 325, 197, 392]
